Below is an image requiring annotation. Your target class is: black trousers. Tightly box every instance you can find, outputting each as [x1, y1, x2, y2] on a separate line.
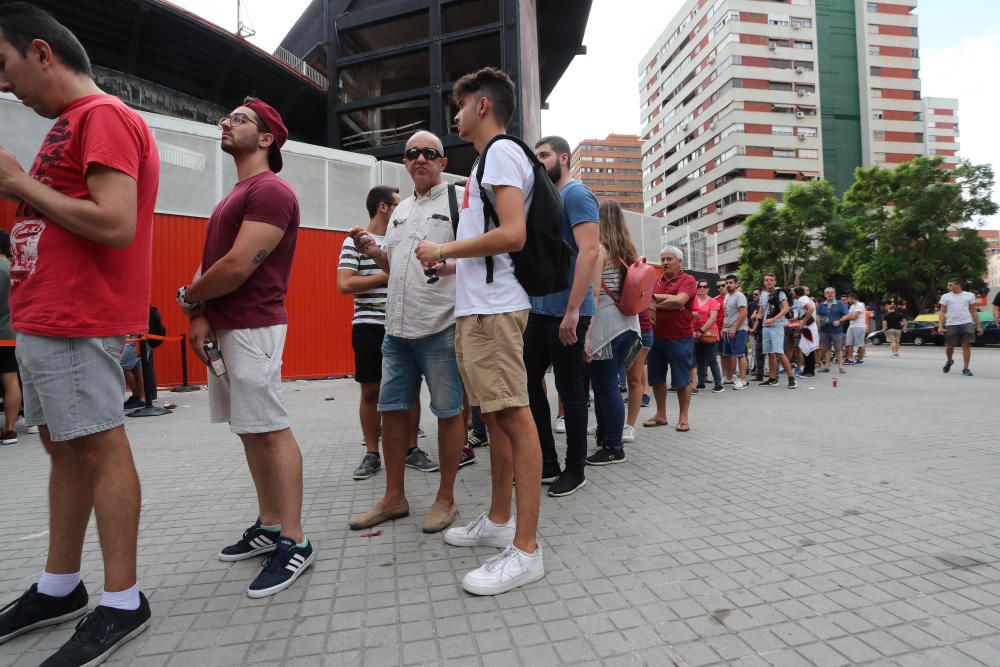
[523, 313, 591, 475]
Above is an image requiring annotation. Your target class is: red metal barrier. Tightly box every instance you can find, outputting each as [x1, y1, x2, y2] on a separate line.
[0, 207, 358, 385]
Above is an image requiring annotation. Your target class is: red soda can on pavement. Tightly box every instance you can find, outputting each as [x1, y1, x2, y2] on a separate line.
[832, 377, 838, 388]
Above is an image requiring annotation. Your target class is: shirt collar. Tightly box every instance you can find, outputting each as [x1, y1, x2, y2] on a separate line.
[412, 181, 449, 201]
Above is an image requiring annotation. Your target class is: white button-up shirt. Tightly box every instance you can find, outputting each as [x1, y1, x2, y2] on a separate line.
[383, 182, 457, 339]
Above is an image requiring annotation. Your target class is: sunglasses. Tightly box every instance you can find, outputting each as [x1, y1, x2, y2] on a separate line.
[404, 147, 443, 161]
[698, 284, 709, 288]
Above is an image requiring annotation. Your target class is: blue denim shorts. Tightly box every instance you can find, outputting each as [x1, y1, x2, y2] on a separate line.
[119, 340, 141, 370]
[379, 325, 464, 418]
[640, 329, 654, 351]
[721, 329, 748, 357]
[17, 333, 127, 442]
[762, 326, 785, 354]
[647, 337, 693, 389]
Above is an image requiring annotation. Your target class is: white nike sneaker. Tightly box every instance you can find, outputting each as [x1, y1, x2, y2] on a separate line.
[461, 544, 544, 596]
[622, 425, 635, 443]
[444, 512, 515, 548]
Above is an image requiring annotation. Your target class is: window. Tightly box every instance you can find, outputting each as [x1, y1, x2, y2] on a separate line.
[867, 2, 878, 11]
[869, 46, 880, 56]
[721, 123, 745, 139]
[768, 14, 790, 26]
[874, 152, 886, 163]
[873, 110, 884, 119]
[796, 84, 815, 93]
[870, 66, 881, 76]
[915, 132, 924, 143]
[868, 23, 879, 34]
[794, 61, 814, 71]
[798, 148, 819, 159]
[774, 149, 796, 158]
[873, 130, 885, 141]
[771, 81, 793, 91]
[769, 59, 793, 69]
[773, 125, 794, 136]
[791, 17, 812, 28]
[872, 88, 882, 97]
[793, 40, 813, 49]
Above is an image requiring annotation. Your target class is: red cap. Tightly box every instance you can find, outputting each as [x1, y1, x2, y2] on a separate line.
[243, 97, 288, 173]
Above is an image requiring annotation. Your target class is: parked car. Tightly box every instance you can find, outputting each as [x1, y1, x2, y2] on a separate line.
[932, 320, 1000, 347]
[867, 320, 937, 346]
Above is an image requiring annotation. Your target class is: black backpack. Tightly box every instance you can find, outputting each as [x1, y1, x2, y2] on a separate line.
[475, 135, 570, 297]
[147, 305, 166, 349]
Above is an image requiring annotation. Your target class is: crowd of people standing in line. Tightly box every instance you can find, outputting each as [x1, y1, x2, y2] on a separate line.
[0, 4, 992, 665]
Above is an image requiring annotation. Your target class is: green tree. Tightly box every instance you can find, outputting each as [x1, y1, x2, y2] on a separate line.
[737, 179, 841, 291]
[837, 157, 997, 316]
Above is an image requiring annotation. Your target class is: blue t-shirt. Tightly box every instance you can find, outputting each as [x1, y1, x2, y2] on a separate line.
[818, 301, 849, 334]
[529, 180, 598, 317]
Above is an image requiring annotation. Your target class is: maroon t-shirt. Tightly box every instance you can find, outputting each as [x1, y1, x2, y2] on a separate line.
[652, 271, 696, 340]
[202, 171, 299, 330]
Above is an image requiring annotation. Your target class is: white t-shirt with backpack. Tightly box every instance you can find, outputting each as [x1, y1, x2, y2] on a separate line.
[454, 139, 534, 317]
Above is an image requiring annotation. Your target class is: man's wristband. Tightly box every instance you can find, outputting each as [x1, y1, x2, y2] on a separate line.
[436, 244, 444, 262]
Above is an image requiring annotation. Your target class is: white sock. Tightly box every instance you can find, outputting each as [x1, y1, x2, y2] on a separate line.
[100, 583, 140, 611]
[37, 571, 81, 598]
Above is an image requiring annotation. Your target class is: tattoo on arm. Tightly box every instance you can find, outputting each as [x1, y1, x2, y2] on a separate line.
[252, 250, 268, 265]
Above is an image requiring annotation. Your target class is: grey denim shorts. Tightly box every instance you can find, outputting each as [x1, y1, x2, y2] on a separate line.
[16, 333, 127, 442]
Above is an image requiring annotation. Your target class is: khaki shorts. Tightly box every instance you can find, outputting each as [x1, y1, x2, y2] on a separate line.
[209, 325, 289, 434]
[884, 329, 901, 344]
[455, 309, 529, 414]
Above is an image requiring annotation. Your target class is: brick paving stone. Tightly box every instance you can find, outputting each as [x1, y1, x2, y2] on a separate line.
[3, 347, 1000, 665]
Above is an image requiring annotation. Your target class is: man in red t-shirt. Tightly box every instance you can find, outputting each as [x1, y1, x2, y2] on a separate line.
[0, 5, 156, 660]
[176, 97, 313, 599]
[644, 246, 695, 432]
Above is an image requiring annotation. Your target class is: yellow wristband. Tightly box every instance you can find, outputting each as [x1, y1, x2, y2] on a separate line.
[436, 244, 444, 261]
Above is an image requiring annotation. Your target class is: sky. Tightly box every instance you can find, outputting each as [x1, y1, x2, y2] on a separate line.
[173, 0, 1000, 228]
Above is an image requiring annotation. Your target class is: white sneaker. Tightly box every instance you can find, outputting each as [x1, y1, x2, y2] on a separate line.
[587, 424, 596, 436]
[622, 425, 635, 443]
[461, 544, 544, 596]
[554, 416, 566, 434]
[27, 425, 39, 434]
[444, 512, 515, 548]
[733, 380, 748, 391]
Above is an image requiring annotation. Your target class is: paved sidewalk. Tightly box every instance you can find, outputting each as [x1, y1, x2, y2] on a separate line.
[3, 346, 1000, 666]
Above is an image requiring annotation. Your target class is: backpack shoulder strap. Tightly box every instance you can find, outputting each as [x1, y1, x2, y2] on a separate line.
[446, 183, 459, 238]
[475, 136, 513, 285]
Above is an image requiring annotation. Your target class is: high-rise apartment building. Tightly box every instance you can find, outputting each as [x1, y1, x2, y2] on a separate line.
[639, 0, 951, 273]
[922, 97, 959, 167]
[570, 134, 644, 212]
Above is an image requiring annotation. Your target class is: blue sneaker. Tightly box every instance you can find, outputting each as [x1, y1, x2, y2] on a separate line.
[641, 394, 650, 407]
[247, 536, 315, 598]
[219, 518, 279, 562]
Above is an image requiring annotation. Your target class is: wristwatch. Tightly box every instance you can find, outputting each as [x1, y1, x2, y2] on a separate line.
[176, 285, 199, 310]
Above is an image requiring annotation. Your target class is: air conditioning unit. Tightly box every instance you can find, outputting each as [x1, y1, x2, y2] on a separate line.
[716, 207, 724, 215]
[796, 111, 806, 119]
[708, 54, 715, 63]
[769, 43, 777, 51]
[797, 89, 806, 97]
[798, 133, 807, 141]
[709, 122, 717, 130]
[681, 122, 689, 130]
[792, 23, 800, 30]
[795, 66, 804, 74]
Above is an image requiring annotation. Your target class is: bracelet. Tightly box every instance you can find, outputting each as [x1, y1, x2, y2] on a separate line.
[436, 244, 444, 261]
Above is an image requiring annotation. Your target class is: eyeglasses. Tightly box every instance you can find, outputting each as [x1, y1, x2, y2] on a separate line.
[404, 147, 443, 161]
[697, 284, 709, 288]
[218, 112, 266, 131]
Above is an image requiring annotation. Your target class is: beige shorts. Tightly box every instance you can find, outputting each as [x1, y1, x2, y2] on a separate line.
[209, 325, 289, 434]
[455, 309, 529, 414]
[884, 329, 901, 344]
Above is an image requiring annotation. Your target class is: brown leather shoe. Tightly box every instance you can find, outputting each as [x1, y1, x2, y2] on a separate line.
[421, 501, 457, 533]
[349, 499, 409, 530]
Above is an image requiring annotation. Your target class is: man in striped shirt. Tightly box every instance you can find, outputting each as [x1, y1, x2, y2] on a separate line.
[338, 186, 437, 480]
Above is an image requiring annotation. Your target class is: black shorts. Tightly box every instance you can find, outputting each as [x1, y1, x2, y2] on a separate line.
[352, 324, 385, 384]
[0, 345, 16, 374]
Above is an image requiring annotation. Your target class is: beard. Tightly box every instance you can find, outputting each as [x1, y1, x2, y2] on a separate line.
[221, 133, 259, 157]
[546, 161, 562, 184]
